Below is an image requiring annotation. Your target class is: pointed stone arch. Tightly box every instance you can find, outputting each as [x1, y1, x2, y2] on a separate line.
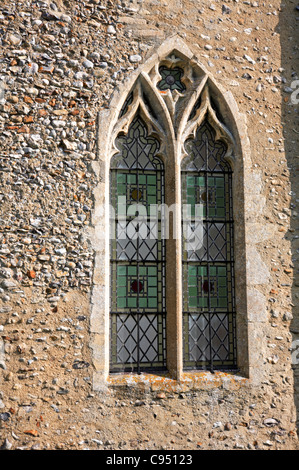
[89, 36, 259, 390]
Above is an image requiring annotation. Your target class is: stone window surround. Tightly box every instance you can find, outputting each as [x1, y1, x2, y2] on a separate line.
[87, 36, 270, 391]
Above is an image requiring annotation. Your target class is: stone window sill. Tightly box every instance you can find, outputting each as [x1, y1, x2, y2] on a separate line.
[107, 371, 248, 393]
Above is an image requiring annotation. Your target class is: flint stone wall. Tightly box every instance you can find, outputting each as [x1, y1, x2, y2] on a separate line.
[0, 0, 298, 451]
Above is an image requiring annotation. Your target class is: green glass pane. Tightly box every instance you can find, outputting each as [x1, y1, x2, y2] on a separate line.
[117, 286, 126, 297]
[210, 267, 216, 276]
[117, 298, 126, 309]
[188, 276, 197, 287]
[139, 298, 147, 308]
[189, 286, 197, 296]
[128, 298, 137, 308]
[148, 277, 157, 286]
[117, 266, 127, 275]
[219, 298, 228, 308]
[197, 176, 205, 186]
[139, 266, 147, 276]
[189, 297, 197, 308]
[128, 266, 137, 275]
[218, 267, 226, 276]
[117, 184, 126, 195]
[148, 196, 156, 205]
[148, 297, 158, 308]
[148, 185, 157, 195]
[127, 174, 136, 184]
[216, 177, 224, 187]
[187, 176, 195, 186]
[188, 265, 197, 276]
[118, 277, 126, 286]
[198, 298, 208, 308]
[148, 175, 156, 184]
[148, 266, 157, 276]
[117, 173, 126, 183]
[148, 287, 157, 297]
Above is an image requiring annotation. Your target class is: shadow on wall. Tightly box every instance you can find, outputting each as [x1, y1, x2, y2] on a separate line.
[277, 2, 299, 435]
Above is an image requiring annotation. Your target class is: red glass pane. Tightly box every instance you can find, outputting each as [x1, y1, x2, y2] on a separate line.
[131, 280, 143, 293]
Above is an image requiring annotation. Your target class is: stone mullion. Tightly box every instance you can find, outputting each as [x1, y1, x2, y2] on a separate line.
[164, 143, 183, 380]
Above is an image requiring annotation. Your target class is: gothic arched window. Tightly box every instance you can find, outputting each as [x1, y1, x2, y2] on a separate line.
[91, 38, 251, 386]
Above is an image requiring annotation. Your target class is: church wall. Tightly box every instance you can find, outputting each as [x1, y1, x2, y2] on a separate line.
[0, 0, 298, 450]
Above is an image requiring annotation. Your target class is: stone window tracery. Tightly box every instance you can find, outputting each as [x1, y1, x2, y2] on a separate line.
[108, 48, 237, 375]
[92, 39, 251, 387]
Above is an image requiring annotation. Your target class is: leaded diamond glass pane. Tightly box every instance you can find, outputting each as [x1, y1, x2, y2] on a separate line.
[110, 115, 166, 373]
[182, 118, 237, 371]
[184, 313, 232, 365]
[111, 313, 166, 370]
[182, 121, 230, 173]
[111, 117, 162, 171]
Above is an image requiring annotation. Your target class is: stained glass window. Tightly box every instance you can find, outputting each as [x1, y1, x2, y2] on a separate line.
[181, 120, 237, 371]
[110, 116, 166, 373]
[157, 66, 186, 93]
